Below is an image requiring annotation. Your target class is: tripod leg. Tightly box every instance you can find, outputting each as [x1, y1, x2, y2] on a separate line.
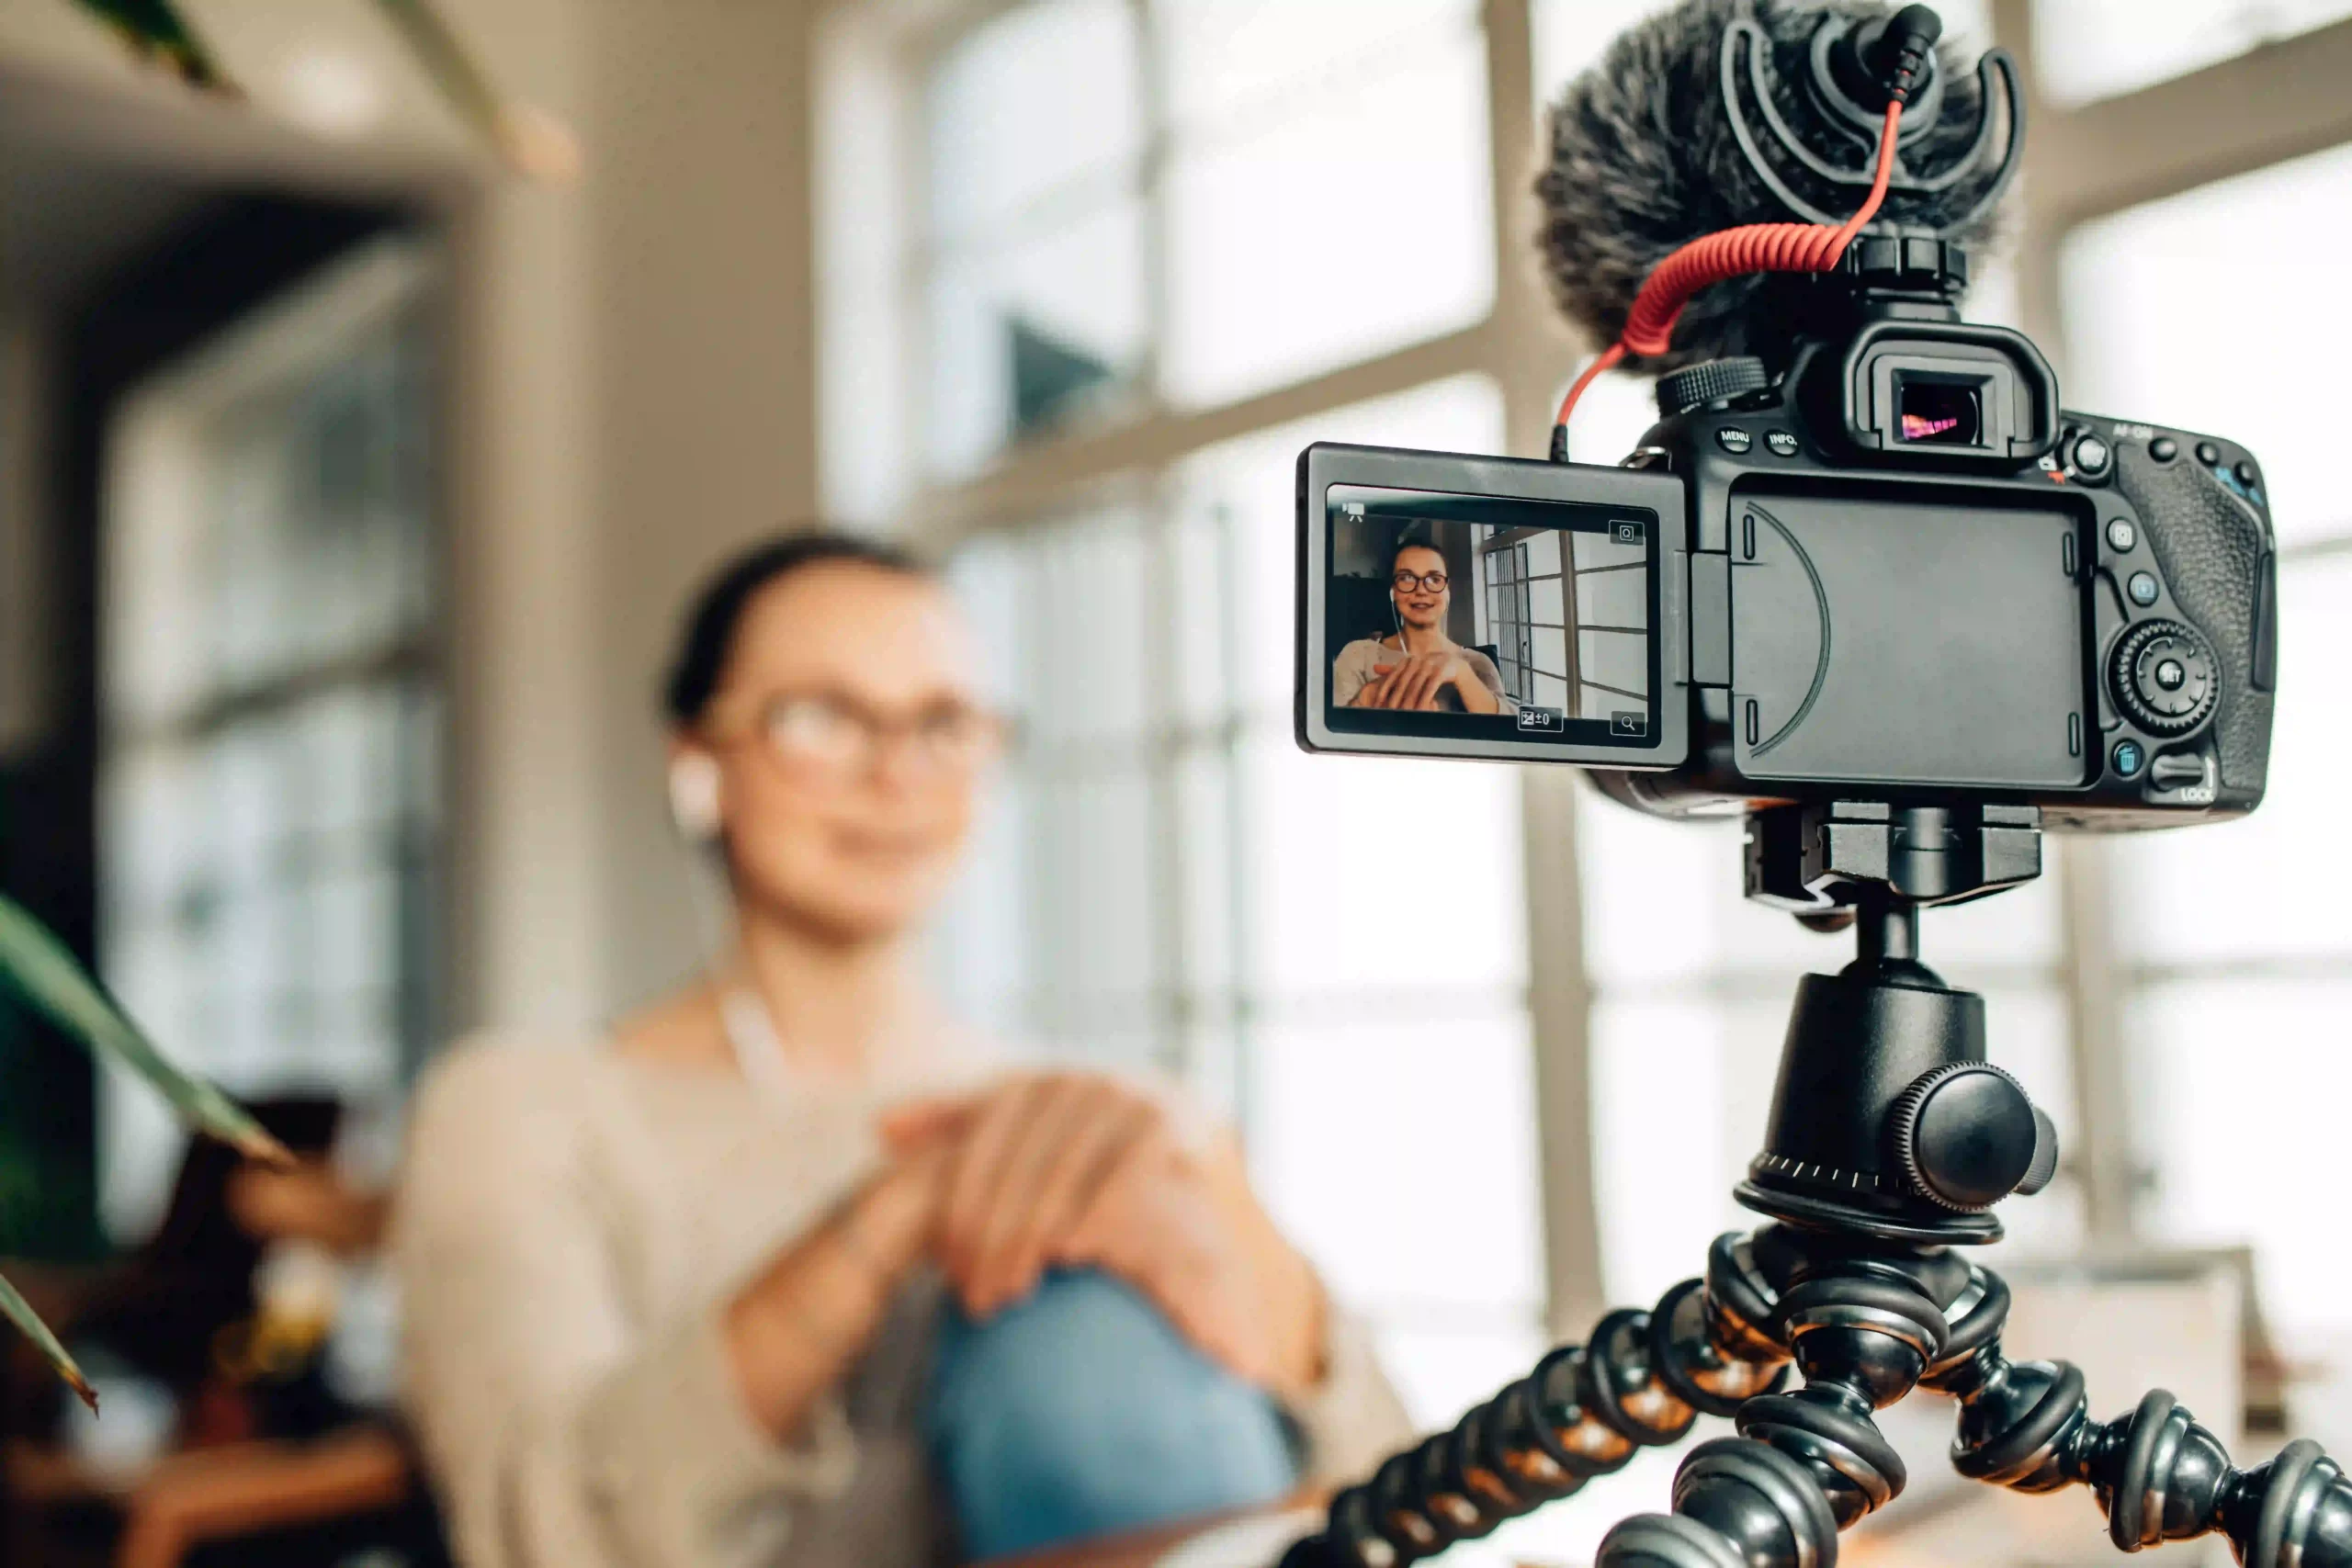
[1279, 1236, 1788, 1568]
[1595, 1246, 1954, 1568]
[1929, 1261, 2352, 1568]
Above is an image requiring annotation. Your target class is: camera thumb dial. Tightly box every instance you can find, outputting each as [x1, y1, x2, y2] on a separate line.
[1888, 1063, 2059, 1212]
[2109, 619, 2219, 736]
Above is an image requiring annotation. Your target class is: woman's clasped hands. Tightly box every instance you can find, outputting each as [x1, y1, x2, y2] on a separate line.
[878, 1073, 1306, 1393]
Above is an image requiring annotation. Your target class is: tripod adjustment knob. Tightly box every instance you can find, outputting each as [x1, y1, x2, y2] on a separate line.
[1888, 1063, 2044, 1212]
[2015, 1106, 2061, 1197]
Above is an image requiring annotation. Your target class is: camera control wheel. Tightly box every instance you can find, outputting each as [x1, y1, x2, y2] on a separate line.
[2108, 619, 2218, 736]
[1657, 357, 1771, 418]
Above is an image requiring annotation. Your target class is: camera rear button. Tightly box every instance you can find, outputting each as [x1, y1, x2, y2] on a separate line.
[2196, 441, 2221, 466]
[2111, 739, 2145, 779]
[1764, 430, 1799, 457]
[2127, 571, 2160, 607]
[2150, 436, 2178, 461]
[1716, 428, 1754, 454]
[2105, 518, 2136, 553]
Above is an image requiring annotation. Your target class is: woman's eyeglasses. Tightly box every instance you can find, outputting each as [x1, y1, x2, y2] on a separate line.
[707, 693, 1007, 780]
[1392, 570, 1450, 593]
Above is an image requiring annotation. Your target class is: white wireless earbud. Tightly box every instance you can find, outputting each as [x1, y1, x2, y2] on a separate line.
[668, 751, 724, 842]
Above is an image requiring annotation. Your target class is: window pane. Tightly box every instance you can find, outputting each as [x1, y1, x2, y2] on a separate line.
[1156, 0, 1477, 130]
[925, 197, 1148, 477]
[930, 766, 1034, 1039]
[932, 539, 1035, 1034]
[112, 306, 432, 728]
[2109, 554, 2352, 964]
[1241, 736, 1526, 998]
[1018, 509, 1153, 752]
[2032, 0, 2352, 107]
[1029, 761, 1157, 1037]
[2063, 141, 2352, 549]
[1590, 995, 1751, 1308]
[925, 0, 1142, 240]
[933, 511, 1159, 1050]
[1250, 1010, 1544, 1320]
[1161, 31, 1493, 407]
[2132, 978, 2352, 1345]
[1168, 504, 1240, 731]
[101, 266, 438, 1243]
[1173, 745, 1239, 998]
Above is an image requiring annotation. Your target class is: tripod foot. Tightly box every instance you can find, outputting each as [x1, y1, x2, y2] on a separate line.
[1929, 1262, 2352, 1568]
[1599, 1438, 1839, 1568]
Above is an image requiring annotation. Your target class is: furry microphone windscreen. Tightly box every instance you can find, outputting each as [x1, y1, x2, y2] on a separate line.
[1534, 0, 2009, 374]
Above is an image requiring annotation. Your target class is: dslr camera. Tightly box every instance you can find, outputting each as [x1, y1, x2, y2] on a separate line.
[1295, 0, 2277, 881]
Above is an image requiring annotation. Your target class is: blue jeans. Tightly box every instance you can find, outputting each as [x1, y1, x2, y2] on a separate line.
[925, 1269, 1299, 1560]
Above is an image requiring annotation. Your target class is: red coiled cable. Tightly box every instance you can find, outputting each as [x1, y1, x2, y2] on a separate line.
[1552, 99, 1906, 443]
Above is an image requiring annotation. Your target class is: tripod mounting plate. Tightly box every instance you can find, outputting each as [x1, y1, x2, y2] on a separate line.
[1747, 799, 2041, 917]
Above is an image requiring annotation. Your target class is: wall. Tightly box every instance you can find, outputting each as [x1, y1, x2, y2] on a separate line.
[0, 0, 824, 1039]
[581, 0, 823, 1014]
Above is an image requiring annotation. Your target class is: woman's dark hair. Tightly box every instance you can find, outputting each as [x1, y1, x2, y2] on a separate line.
[663, 530, 930, 726]
[1390, 527, 1444, 572]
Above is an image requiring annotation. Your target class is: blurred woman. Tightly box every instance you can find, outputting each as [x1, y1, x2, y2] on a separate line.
[392, 534, 1410, 1568]
[1333, 536, 1512, 714]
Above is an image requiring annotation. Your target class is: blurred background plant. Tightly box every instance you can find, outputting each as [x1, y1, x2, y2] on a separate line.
[65, 0, 578, 179]
[0, 892, 287, 1407]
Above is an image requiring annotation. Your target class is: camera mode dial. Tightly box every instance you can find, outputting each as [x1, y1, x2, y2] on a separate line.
[1657, 356, 1770, 418]
[2109, 618, 2218, 736]
[1888, 1062, 2058, 1213]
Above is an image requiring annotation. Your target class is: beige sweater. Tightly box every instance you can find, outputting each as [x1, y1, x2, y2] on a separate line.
[390, 1036, 1414, 1568]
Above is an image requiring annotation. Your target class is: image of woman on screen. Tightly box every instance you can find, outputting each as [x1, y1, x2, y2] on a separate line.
[1333, 537, 1514, 714]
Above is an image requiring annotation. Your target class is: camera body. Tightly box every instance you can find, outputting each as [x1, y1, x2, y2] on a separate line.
[1296, 282, 2278, 832]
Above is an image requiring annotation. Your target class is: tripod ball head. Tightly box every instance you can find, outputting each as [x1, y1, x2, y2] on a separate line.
[1737, 803, 2063, 1242]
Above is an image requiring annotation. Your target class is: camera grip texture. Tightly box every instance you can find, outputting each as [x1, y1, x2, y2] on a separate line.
[2106, 434, 2275, 805]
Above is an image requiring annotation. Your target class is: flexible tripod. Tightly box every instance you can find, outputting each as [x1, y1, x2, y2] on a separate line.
[1279, 801, 2350, 1568]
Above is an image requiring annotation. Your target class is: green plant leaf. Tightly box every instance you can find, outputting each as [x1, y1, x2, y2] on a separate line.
[0, 1268, 94, 1412]
[66, 0, 236, 92]
[0, 895, 290, 1168]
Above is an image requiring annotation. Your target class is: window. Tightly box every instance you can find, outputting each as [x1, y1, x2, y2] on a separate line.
[1156, 0, 1493, 409]
[933, 376, 1547, 1424]
[2064, 142, 2352, 1346]
[830, 0, 2352, 1501]
[99, 240, 441, 1241]
[905, 0, 1496, 481]
[2032, 0, 2352, 107]
[921, 0, 1149, 479]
